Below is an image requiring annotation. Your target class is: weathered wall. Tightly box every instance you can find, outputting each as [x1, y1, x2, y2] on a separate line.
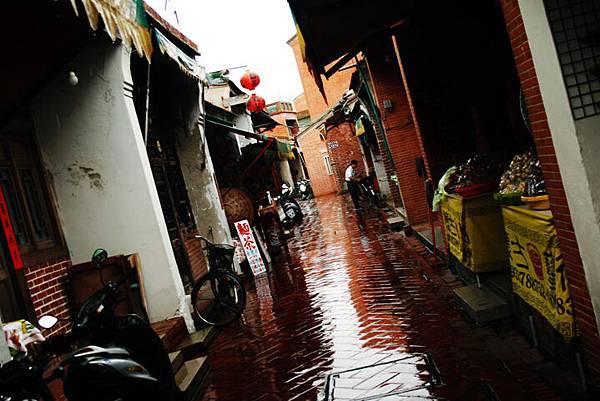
[279, 160, 294, 188]
[31, 39, 191, 327]
[176, 87, 232, 248]
[502, 0, 600, 382]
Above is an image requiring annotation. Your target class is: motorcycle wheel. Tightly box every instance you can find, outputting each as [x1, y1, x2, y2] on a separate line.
[192, 271, 246, 326]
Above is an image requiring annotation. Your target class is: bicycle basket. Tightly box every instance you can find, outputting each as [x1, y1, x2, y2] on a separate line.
[209, 244, 235, 268]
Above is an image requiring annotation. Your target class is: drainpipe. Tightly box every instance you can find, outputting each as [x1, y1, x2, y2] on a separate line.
[143, 61, 152, 145]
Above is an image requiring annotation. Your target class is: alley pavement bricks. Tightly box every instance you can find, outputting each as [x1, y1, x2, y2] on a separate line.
[199, 195, 572, 401]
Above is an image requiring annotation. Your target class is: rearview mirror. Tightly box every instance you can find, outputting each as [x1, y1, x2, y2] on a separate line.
[92, 248, 108, 268]
[38, 315, 58, 329]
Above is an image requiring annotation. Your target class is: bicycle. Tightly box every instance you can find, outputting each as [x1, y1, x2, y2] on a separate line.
[190, 236, 247, 326]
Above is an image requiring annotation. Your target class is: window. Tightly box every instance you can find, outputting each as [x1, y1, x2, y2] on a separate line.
[545, 0, 600, 119]
[323, 154, 334, 176]
[0, 135, 62, 258]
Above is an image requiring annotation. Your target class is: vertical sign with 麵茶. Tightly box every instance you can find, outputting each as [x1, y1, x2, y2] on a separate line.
[234, 220, 266, 276]
[0, 189, 23, 270]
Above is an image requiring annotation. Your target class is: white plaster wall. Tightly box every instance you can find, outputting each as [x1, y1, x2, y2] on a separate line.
[279, 160, 294, 188]
[0, 316, 10, 365]
[519, 0, 600, 327]
[31, 40, 191, 327]
[205, 85, 230, 108]
[177, 94, 232, 246]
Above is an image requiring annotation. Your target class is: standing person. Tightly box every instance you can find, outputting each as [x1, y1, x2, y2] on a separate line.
[345, 160, 362, 210]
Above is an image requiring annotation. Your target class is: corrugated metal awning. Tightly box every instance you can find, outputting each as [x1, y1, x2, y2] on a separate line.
[155, 29, 204, 81]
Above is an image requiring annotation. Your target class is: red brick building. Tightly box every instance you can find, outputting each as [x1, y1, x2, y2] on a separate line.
[497, 0, 600, 383]
[288, 0, 600, 389]
[363, 40, 430, 225]
[296, 127, 336, 197]
[289, 35, 364, 197]
[288, 36, 356, 119]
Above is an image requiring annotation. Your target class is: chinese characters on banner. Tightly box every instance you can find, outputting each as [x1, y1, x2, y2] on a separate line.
[502, 206, 575, 341]
[441, 195, 464, 262]
[234, 220, 266, 276]
[0, 189, 23, 270]
[440, 194, 508, 273]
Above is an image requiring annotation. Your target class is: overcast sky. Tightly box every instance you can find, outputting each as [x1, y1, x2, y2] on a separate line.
[146, 0, 304, 103]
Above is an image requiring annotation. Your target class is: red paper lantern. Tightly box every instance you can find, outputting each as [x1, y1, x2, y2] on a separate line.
[240, 71, 261, 90]
[246, 94, 266, 113]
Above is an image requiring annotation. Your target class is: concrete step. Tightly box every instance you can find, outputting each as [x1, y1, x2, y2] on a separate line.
[454, 284, 511, 324]
[169, 350, 185, 373]
[175, 356, 209, 401]
[484, 270, 513, 300]
[386, 215, 405, 231]
[151, 316, 189, 352]
[175, 326, 216, 360]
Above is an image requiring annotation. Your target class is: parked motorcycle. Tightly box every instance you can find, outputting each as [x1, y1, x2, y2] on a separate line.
[0, 249, 181, 401]
[296, 179, 313, 200]
[358, 174, 381, 208]
[0, 338, 161, 401]
[277, 183, 304, 230]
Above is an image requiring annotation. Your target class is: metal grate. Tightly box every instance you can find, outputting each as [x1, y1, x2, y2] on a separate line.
[319, 353, 442, 401]
[545, 0, 600, 120]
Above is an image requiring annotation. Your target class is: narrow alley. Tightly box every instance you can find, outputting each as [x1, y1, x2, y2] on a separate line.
[200, 196, 575, 401]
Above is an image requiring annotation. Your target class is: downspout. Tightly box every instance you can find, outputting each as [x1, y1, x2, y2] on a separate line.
[143, 61, 152, 145]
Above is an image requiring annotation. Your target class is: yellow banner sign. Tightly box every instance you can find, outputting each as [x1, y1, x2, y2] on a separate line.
[502, 206, 575, 341]
[441, 194, 507, 273]
[441, 195, 463, 262]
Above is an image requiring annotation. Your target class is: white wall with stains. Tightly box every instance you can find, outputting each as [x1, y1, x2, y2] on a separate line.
[31, 39, 192, 327]
[177, 87, 233, 246]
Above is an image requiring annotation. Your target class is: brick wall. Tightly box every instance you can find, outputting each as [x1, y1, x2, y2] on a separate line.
[298, 128, 337, 197]
[289, 36, 354, 119]
[293, 93, 309, 116]
[266, 125, 292, 140]
[366, 40, 430, 225]
[290, 36, 359, 199]
[183, 229, 208, 282]
[25, 257, 72, 336]
[500, 0, 600, 384]
[325, 122, 364, 192]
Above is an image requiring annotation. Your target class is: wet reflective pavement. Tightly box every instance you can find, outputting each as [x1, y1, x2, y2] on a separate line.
[199, 195, 566, 401]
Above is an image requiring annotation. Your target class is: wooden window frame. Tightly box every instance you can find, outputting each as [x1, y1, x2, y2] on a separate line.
[0, 132, 67, 265]
[323, 154, 334, 176]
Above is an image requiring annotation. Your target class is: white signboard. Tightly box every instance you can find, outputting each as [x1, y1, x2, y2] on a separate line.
[234, 220, 267, 276]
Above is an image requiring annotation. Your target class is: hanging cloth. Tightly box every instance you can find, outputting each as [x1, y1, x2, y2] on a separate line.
[71, 0, 153, 62]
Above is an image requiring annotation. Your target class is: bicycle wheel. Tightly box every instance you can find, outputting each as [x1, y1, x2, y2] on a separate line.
[191, 271, 246, 326]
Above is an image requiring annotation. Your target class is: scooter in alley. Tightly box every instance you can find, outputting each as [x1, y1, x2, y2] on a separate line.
[276, 183, 304, 233]
[0, 249, 182, 401]
[296, 178, 313, 200]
